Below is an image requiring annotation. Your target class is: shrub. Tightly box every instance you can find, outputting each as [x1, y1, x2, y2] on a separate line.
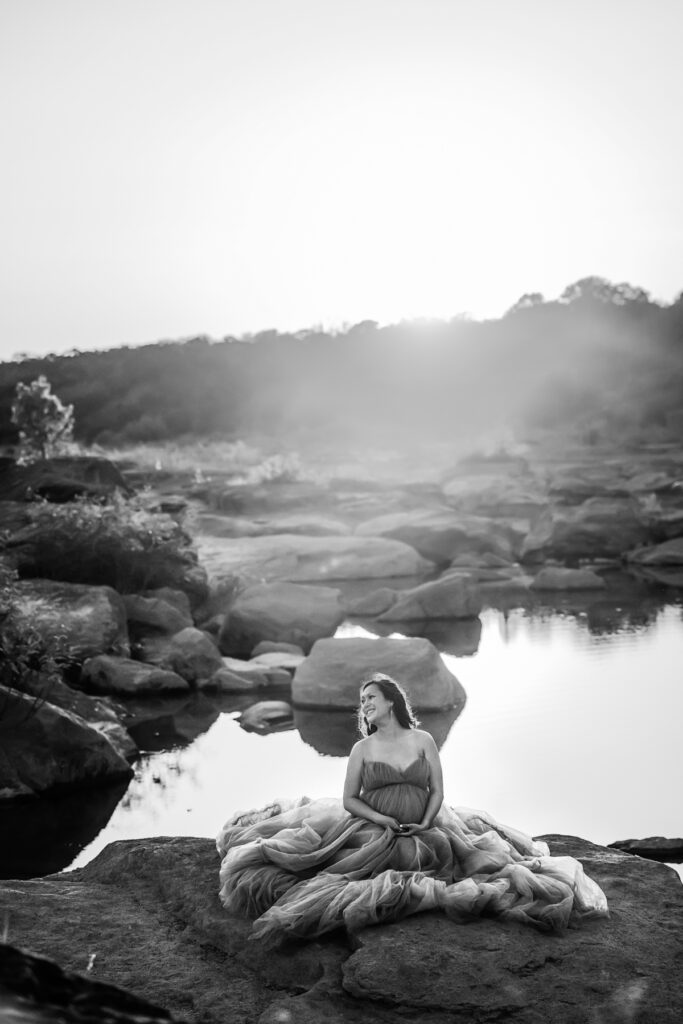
[9, 493, 200, 595]
[0, 564, 68, 717]
[11, 376, 75, 462]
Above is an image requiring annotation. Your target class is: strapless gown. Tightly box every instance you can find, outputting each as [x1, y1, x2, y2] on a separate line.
[216, 756, 608, 945]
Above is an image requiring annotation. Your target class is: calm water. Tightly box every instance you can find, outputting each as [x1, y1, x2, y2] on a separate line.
[2, 579, 682, 879]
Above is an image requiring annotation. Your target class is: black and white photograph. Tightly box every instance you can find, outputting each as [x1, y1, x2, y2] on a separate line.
[0, 1, 682, 1021]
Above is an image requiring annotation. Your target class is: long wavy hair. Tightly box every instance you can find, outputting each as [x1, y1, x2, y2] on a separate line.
[357, 673, 420, 737]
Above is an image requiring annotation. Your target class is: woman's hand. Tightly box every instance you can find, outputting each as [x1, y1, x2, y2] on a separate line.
[375, 814, 401, 831]
[395, 822, 428, 836]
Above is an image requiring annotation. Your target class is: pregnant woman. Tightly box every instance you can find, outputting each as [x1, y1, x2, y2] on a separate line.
[217, 673, 608, 945]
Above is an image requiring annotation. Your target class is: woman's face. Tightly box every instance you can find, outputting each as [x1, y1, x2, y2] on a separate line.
[360, 683, 393, 727]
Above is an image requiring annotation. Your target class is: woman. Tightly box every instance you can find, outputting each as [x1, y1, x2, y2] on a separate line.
[217, 674, 608, 945]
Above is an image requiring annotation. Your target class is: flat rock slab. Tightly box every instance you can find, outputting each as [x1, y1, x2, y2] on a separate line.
[1, 835, 679, 1023]
[195, 534, 432, 584]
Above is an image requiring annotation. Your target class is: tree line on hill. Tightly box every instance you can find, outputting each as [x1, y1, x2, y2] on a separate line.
[1, 276, 682, 450]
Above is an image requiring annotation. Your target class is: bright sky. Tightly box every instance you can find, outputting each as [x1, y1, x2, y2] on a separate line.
[2, 0, 682, 359]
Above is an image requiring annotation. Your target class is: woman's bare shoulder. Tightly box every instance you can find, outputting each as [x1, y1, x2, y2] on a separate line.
[414, 729, 438, 752]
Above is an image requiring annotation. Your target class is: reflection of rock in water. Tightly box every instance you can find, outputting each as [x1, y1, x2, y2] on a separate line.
[239, 701, 294, 734]
[0, 780, 129, 879]
[125, 693, 253, 751]
[293, 706, 462, 757]
[352, 616, 482, 657]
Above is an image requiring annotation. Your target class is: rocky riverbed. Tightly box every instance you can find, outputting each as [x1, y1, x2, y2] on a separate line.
[1, 834, 681, 1023]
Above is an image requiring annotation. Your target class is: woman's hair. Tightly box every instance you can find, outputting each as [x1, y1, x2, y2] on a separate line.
[357, 673, 420, 736]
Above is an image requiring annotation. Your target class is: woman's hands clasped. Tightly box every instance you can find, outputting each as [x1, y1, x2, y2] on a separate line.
[394, 821, 428, 836]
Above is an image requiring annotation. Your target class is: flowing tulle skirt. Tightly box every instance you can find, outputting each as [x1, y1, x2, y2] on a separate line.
[216, 797, 608, 945]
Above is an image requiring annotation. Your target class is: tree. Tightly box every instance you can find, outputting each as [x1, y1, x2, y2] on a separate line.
[10, 375, 74, 461]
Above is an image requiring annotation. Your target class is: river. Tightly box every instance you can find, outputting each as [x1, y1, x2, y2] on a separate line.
[1, 574, 682, 880]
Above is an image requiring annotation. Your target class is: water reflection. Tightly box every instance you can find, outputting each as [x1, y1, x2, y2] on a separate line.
[353, 616, 482, 656]
[294, 706, 462, 757]
[2, 575, 682, 880]
[0, 780, 129, 878]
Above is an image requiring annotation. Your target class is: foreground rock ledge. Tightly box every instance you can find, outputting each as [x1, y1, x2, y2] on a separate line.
[0, 835, 680, 1023]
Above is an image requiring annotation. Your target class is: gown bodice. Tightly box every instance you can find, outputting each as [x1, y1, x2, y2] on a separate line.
[361, 756, 430, 824]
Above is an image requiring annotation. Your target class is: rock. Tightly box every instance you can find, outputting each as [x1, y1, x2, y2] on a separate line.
[0, 456, 132, 502]
[627, 537, 683, 566]
[80, 655, 190, 695]
[19, 672, 137, 762]
[209, 480, 331, 515]
[210, 656, 291, 691]
[219, 581, 345, 657]
[197, 512, 352, 536]
[530, 567, 606, 590]
[195, 534, 433, 586]
[239, 701, 294, 733]
[19, 672, 123, 724]
[339, 836, 682, 1021]
[342, 587, 397, 615]
[0, 943, 183, 1024]
[0, 838, 348, 1021]
[139, 627, 223, 686]
[355, 509, 516, 563]
[0, 834, 680, 1023]
[249, 651, 306, 671]
[521, 498, 652, 562]
[5, 580, 130, 660]
[291, 636, 466, 710]
[440, 474, 548, 519]
[251, 640, 305, 658]
[377, 574, 483, 620]
[122, 592, 194, 635]
[0, 686, 133, 799]
[608, 836, 683, 862]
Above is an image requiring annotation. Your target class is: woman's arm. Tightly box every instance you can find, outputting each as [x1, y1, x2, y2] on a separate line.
[343, 741, 400, 830]
[401, 732, 444, 834]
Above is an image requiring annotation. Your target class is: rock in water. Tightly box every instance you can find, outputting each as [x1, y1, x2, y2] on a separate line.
[291, 636, 466, 710]
[0, 687, 133, 799]
[219, 580, 345, 656]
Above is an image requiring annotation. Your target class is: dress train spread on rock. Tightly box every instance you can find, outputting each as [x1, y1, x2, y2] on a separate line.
[216, 756, 608, 945]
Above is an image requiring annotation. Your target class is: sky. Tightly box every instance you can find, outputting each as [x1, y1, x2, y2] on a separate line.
[2, 0, 683, 360]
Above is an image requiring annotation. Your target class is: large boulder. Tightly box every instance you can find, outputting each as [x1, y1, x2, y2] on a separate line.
[627, 537, 683, 566]
[218, 581, 345, 656]
[521, 498, 652, 562]
[0, 835, 680, 1023]
[19, 671, 137, 762]
[291, 636, 466, 710]
[80, 655, 190, 695]
[376, 574, 483, 621]
[195, 534, 433, 585]
[0, 686, 133, 799]
[136, 628, 223, 686]
[122, 591, 194, 636]
[5, 579, 130, 660]
[355, 510, 517, 563]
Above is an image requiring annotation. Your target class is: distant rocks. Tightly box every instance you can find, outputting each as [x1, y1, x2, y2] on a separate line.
[195, 533, 433, 586]
[530, 566, 606, 590]
[608, 836, 683, 862]
[218, 580, 345, 657]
